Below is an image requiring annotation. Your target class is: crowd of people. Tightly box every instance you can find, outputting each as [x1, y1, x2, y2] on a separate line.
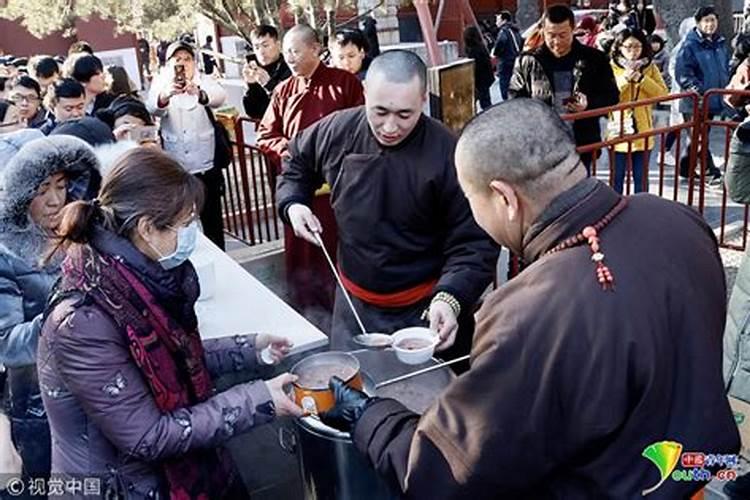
[1, 2, 750, 499]
[462, 2, 750, 193]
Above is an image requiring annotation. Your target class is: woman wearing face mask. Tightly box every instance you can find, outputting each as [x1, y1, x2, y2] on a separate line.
[607, 28, 668, 195]
[38, 148, 302, 499]
[0, 134, 99, 497]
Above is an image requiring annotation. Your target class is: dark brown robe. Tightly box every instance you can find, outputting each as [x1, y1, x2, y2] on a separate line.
[352, 179, 740, 499]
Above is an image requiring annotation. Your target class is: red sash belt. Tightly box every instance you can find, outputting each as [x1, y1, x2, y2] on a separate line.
[338, 267, 438, 308]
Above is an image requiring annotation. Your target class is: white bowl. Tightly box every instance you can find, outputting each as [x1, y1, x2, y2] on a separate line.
[391, 327, 438, 365]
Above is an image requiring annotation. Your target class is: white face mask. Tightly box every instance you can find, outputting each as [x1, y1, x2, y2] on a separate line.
[146, 220, 199, 270]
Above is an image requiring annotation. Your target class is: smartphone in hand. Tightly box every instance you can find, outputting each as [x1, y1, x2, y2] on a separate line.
[174, 64, 186, 87]
[129, 125, 159, 144]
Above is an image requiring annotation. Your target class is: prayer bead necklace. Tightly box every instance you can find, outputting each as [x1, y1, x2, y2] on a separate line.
[542, 197, 628, 291]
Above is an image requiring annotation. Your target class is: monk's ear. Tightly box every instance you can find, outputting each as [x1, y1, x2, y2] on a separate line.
[489, 180, 520, 221]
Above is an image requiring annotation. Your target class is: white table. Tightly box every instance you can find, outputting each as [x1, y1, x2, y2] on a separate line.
[191, 234, 328, 354]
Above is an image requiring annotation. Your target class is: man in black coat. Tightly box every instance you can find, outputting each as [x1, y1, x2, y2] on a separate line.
[276, 50, 497, 355]
[492, 10, 523, 100]
[242, 25, 291, 120]
[510, 4, 619, 172]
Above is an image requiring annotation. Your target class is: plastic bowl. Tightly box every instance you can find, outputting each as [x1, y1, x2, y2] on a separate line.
[392, 327, 438, 365]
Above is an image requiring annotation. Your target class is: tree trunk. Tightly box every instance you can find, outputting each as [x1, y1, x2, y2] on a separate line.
[653, 0, 734, 47]
[515, 0, 541, 31]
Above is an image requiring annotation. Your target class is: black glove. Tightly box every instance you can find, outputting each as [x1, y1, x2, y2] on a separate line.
[319, 376, 375, 433]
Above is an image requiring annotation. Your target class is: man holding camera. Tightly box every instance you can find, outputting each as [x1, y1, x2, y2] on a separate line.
[242, 25, 291, 121]
[146, 40, 228, 249]
[509, 5, 619, 173]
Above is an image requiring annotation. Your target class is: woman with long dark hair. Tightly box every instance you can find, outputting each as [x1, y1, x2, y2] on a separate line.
[463, 26, 494, 111]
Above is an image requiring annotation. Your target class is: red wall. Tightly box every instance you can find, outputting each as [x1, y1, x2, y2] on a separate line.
[0, 16, 135, 58]
[0, 19, 73, 56]
[74, 17, 137, 52]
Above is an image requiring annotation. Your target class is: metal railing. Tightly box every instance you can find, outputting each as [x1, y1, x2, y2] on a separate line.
[699, 89, 750, 251]
[219, 90, 750, 258]
[218, 116, 281, 246]
[561, 92, 702, 207]
[508, 89, 750, 278]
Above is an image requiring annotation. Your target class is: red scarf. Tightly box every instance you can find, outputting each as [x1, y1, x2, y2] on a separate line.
[56, 244, 237, 499]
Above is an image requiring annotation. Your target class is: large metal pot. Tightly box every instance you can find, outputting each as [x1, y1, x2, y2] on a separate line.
[280, 349, 454, 500]
[290, 351, 363, 415]
[280, 406, 400, 500]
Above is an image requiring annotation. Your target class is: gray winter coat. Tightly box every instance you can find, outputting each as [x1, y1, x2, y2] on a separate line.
[725, 123, 750, 400]
[0, 135, 99, 369]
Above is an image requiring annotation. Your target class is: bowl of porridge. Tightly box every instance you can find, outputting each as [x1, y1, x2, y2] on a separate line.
[392, 327, 438, 365]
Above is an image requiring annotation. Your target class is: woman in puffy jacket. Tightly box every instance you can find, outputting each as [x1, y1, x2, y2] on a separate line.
[0, 134, 100, 493]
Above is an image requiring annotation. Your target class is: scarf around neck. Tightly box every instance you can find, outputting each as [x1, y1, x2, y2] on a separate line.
[52, 232, 236, 499]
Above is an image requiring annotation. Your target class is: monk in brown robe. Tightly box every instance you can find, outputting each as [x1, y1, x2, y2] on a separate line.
[320, 98, 740, 498]
[257, 24, 363, 325]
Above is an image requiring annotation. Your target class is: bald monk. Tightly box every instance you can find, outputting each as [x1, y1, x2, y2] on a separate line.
[276, 50, 498, 355]
[319, 99, 740, 498]
[257, 24, 363, 323]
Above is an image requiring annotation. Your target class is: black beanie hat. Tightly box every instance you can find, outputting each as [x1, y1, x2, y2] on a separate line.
[50, 116, 116, 147]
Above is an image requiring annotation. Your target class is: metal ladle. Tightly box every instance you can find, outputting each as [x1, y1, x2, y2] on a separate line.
[374, 354, 470, 388]
[313, 232, 369, 339]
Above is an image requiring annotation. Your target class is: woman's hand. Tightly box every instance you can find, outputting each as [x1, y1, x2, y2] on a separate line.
[255, 334, 294, 365]
[265, 373, 304, 417]
[113, 123, 137, 142]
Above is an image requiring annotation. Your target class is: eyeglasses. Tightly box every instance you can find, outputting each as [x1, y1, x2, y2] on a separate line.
[621, 44, 643, 50]
[9, 94, 40, 104]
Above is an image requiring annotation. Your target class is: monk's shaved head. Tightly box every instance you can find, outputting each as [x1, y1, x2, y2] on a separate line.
[455, 98, 580, 194]
[285, 24, 319, 46]
[456, 98, 585, 252]
[283, 24, 321, 78]
[366, 49, 427, 92]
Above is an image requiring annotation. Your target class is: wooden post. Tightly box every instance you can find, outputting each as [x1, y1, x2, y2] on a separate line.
[414, 0, 444, 66]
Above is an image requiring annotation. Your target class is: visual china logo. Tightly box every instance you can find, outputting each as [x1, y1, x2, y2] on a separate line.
[641, 441, 739, 496]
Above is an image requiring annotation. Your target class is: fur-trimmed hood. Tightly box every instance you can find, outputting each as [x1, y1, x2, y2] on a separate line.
[0, 135, 100, 264]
